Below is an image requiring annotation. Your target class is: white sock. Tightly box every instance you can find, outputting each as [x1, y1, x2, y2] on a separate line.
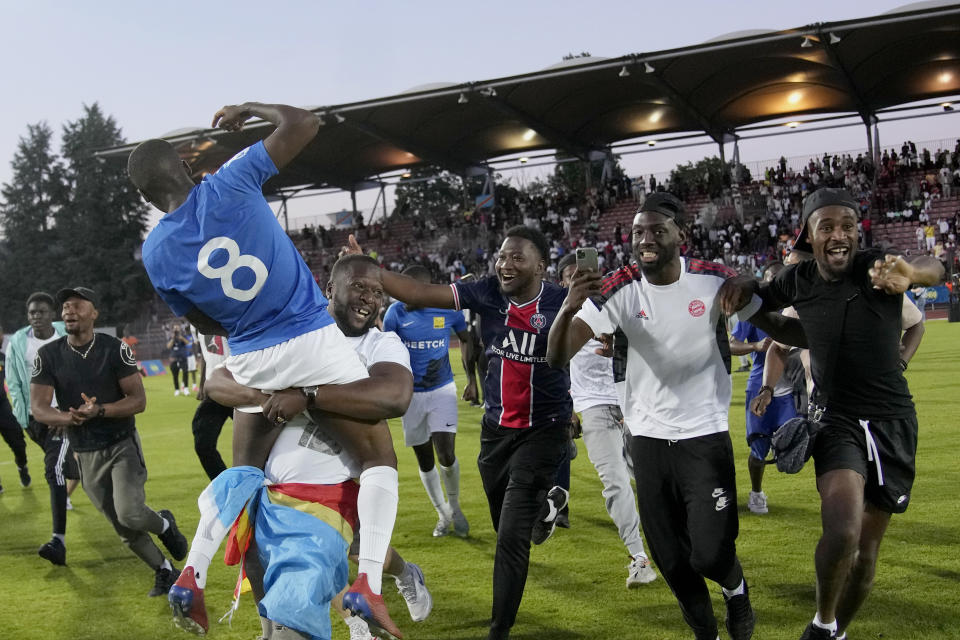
[183, 490, 231, 589]
[419, 467, 448, 517]
[722, 579, 745, 597]
[813, 613, 838, 633]
[357, 466, 398, 595]
[161, 517, 170, 533]
[52, 533, 65, 544]
[438, 459, 461, 512]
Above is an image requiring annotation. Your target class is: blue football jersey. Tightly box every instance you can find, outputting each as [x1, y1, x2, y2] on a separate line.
[142, 142, 333, 355]
[732, 320, 767, 391]
[450, 277, 571, 429]
[383, 303, 466, 392]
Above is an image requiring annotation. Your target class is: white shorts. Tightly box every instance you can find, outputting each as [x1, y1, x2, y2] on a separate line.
[401, 381, 458, 447]
[186, 355, 197, 372]
[225, 323, 368, 393]
[265, 416, 360, 485]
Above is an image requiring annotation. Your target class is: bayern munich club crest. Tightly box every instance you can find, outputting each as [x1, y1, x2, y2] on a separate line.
[688, 299, 706, 317]
[529, 313, 547, 330]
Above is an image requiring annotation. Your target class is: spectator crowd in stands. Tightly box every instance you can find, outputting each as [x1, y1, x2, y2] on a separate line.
[287, 139, 960, 290]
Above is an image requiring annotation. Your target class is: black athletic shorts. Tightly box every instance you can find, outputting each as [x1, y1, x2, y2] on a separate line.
[812, 411, 918, 514]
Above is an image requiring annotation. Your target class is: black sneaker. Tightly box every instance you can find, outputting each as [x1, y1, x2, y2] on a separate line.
[723, 580, 756, 640]
[531, 486, 569, 545]
[149, 564, 181, 597]
[799, 622, 836, 639]
[19, 466, 31, 488]
[38, 537, 66, 566]
[555, 508, 570, 529]
[157, 509, 188, 561]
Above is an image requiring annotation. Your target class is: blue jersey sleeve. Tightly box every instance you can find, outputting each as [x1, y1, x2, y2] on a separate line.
[450, 310, 467, 333]
[731, 320, 757, 343]
[382, 302, 401, 332]
[208, 141, 278, 199]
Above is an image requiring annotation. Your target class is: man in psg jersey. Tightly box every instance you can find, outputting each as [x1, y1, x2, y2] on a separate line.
[346, 226, 570, 640]
[30, 287, 188, 595]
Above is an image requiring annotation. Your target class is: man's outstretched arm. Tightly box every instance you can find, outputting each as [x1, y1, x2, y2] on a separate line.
[343, 235, 456, 308]
[212, 102, 320, 170]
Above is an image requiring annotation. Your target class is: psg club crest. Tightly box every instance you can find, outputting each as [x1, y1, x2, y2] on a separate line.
[529, 313, 547, 330]
[688, 299, 706, 317]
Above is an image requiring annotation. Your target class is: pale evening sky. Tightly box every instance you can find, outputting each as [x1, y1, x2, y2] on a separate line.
[2, 0, 957, 229]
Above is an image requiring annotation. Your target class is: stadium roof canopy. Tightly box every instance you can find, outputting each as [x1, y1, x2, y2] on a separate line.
[100, 1, 960, 194]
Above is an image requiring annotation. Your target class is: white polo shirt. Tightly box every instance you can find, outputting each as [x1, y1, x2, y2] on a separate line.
[576, 258, 734, 440]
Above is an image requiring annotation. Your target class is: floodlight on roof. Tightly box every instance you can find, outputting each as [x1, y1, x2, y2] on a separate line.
[939, 72, 953, 84]
[829, 32, 842, 44]
[522, 129, 537, 142]
[800, 36, 813, 48]
[618, 66, 630, 78]
[335, 114, 346, 124]
[644, 62, 655, 74]
[480, 86, 497, 97]
[401, 170, 412, 178]
[519, 157, 529, 164]
[785, 121, 800, 128]
[647, 140, 657, 146]
[458, 93, 469, 104]
[944, 103, 955, 112]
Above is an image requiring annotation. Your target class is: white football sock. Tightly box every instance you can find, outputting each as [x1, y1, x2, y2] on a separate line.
[184, 489, 231, 589]
[419, 467, 448, 517]
[722, 579, 745, 597]
[813, 613, 838, 633]
[356, 466, 398, 595]
[438, 459, 461, 512]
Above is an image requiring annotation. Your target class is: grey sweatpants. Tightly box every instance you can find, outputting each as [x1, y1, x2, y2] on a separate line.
[76, 431, 166, 569]
[580, 404, 646, 557]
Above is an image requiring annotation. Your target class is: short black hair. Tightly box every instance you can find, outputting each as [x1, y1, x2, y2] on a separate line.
[504, 225, 549, 262]
[402, 265, 432, 282]
[26, 292, 55, 310]
[330, 254, 379, 282]
[557, 252, 577, 275]
[127, 138, 184, 200]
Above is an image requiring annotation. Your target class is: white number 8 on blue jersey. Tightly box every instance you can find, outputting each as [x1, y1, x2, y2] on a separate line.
[197, 237, 268, 302]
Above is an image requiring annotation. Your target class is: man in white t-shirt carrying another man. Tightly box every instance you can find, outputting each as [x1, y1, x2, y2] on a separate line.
[171, 255, 430, 640]
[547, 193, 803, 640]
[556, 253, 656, 588]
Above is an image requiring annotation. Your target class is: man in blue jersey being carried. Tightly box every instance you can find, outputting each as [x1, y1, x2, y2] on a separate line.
[383, 265, 474, 538]
[129, 102, 402, 638]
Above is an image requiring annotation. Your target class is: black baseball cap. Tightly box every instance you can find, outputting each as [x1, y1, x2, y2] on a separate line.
[637, 192, 685, 226]
[795, 187, 859, 252]
[56, 286, 99, 308]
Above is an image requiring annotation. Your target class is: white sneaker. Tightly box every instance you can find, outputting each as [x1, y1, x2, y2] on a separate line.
[174, 389, 180, 396]
[345, 615, 376, 640]
[748, 490, 768, 514]
[433, 504, 453, 538]
[66, 497, 73, 511]
[395, 562, 433, 622]
[626, 554, 657, 588]
[181, 387, 189, 396]
[451, 508, 469, 538]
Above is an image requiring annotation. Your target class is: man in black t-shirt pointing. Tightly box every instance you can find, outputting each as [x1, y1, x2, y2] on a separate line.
[30, 286, 189, 597]
[722, 188, 945, 640]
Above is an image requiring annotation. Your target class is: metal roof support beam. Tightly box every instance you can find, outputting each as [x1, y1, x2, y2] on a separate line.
[638, 64, 728, 144]
[337, 119, 484, 177]
[477, 93, 595, 160]
[816, 24, 875, 124]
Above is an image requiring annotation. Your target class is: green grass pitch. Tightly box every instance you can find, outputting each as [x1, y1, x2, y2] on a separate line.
[1, 321, 958, 639]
